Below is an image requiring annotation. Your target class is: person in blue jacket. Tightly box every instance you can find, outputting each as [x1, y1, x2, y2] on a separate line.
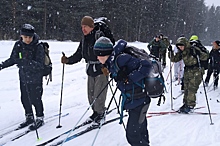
[94, 36, 152, 146]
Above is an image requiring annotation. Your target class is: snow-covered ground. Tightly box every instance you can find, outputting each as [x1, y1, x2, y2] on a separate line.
[0, 40, 220, 146]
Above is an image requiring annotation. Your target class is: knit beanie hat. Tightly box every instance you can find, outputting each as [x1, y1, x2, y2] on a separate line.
[20, 24, 35, 36]
[81, 16, 94, 28]
[214, 40, 220, 46]
[94, 37, 113, 56]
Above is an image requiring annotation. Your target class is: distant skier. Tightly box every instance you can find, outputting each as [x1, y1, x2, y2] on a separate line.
[0, 24, 45, 130]
[204, 40, 220, 89]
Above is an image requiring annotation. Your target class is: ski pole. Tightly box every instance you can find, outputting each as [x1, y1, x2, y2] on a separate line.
[19, 52, 40, 140]
[169, 51, 174, 110]
[107, 82, 126, 129]
[60, 78, 113, 146]
[166, 62, 174, 82]
[196, 55, 214, 125]
[56, 52, 65, 129]
[91, 86, 119, 146]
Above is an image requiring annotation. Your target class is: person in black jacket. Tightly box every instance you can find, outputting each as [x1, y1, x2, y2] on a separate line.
[0, 24, 45, 130]
[61, 16, 115, 125]
[205, 40, 220, 89]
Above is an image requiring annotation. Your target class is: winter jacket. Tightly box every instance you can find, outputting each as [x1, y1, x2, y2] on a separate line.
[0, 34, 45, 84]
[147, 39, 166, 58]
[67, 28, 115, 77]
[105, 40, 152, 109]
[209, 48, 220, 70]
[169, 37, 208, 70]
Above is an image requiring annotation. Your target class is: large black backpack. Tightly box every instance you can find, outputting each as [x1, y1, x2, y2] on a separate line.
[115, 45, 166, 105]
[94, 17, 115, 45]
[190, 40, 209, 70]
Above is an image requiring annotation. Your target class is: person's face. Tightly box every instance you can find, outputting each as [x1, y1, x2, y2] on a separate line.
[21, 35, 33, 44]
[97, 56, 109, 64]
[177, 45, 185, 51]
[212, 42, 219, 49]
[81, 25, 93, 35]
[155, 37, 160, 41]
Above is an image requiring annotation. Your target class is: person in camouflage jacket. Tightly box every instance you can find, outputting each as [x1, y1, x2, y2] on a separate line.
[168, 37, 208, 113]
[159, 33, 170, 68]
[147, 35, 166, 59]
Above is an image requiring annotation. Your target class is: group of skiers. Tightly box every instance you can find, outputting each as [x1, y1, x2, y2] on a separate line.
[0, 14, 220, 146]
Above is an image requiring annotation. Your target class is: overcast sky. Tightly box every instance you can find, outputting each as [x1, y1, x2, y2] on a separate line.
[204, 0, 220, 6]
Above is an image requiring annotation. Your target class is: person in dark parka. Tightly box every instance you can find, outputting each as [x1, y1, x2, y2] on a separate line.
[94, 37, 152, 146]
[0, 24, 45, 130]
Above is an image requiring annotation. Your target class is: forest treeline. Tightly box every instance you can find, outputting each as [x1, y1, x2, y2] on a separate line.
[0, 0, 219, 45]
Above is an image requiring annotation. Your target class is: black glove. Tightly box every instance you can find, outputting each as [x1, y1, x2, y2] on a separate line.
[168, 45, 172, 51]
[116, 67, 128, 82]
[43, 42, 49, 49]
[17, 59, 29, 67]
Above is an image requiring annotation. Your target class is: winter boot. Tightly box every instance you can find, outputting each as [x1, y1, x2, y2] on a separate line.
[29, 116, 44, 130]
[18, 113, 34, 129]
[93, 113, 105, 126]
[178, 104, 194, 114]
[85, 111, 98, 124]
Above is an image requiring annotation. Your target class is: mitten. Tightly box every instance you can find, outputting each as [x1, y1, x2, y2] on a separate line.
[116, 67, 128, 82]
[0, 64, 2, 71]
[61, 56, 69, 64]
[101, 67, 109, 76]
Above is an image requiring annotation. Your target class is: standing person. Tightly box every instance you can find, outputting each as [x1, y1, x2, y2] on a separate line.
[204, 40, 220, 89]
[61, 16, 115, 125]
[94, 37, 152, 146]
[159, 33, 170, 68]
[147, 35, 166, 59]
[168, 37, 208, 113]
[0, 24, 45, 130]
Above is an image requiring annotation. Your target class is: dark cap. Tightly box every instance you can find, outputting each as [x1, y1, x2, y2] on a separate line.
[214, 40, 220, 46]
[20, 24, 35, 37]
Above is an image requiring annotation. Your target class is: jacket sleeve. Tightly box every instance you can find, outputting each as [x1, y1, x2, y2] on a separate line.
[67, 41, 83, 64]
[117, 54, 152, 83]
[1, 43, 19, 69]
[168, 50, 182, 62]
[147, 40, 153, 51]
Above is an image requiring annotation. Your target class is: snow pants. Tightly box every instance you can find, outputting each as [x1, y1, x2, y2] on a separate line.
[126, 102, 150, 146]
[88, 74, 108, 114]
[20, 81, 44, 117]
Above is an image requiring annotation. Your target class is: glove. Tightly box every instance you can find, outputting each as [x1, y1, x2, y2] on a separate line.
[61, 56, 69, 64]
[0, 64, 3, 71]
[116, 67, 128, 82]
[168, 45, 172, 51]
[101, 67, 109, 76]
[17, 59, 29, 67]
[43, 42, 49, 49]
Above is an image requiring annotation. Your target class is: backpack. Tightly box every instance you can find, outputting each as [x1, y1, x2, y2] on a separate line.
[94, 17, 115, 45]
[34, 42, 52, 84]
[115, 45, 166, 105]
[190, 40, 209, 70]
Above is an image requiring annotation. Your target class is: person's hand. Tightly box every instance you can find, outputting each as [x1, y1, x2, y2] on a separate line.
[116, 67, 128, 82]
[168, 45, 172, 51]
[101, 67, 109, 76]
[61, 55, 68, 64]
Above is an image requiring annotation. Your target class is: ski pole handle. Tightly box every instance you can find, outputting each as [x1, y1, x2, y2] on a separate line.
[19, 52, 22, 59]
[62, 52, 65, 56]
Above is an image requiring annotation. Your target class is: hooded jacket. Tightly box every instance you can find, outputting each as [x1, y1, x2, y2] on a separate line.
[1, 34, 45, 84]
[169, 37, 208, 68]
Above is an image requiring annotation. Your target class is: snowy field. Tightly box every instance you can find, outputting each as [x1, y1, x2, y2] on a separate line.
[0, 40, 220, 146]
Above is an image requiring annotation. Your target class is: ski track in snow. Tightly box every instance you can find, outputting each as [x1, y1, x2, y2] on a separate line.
[0, 41, 220, 146]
